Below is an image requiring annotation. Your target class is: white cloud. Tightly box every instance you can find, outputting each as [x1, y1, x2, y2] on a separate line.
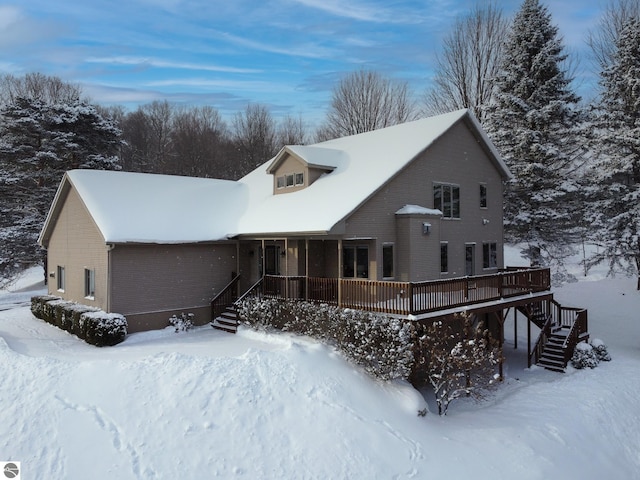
[85, 56, 261, 74]
[289, 0, 425, 24]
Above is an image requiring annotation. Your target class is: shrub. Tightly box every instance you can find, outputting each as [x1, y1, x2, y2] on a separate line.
[169, 312, 194, 332]
[30, 296, 127, 346]
[239, 297, 414, 381]
[571, 342, 599, 369]
[30, 295, 60, 320]
[82, 312, 128, 347]
[590, 338, 611, 362]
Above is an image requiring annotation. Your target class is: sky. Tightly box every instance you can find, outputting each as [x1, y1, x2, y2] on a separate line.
[0, 0, 607, 126]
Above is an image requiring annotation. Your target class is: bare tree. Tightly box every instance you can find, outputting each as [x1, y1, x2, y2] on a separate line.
[232, 103, 278, 176]
[317, 70, 416, 141]
[0, 72, 83, 105]
[276, 114, 308, 147]
[588, 0, 640, 71]
[423, 1, 508, 123]
[171, 105, 230, 178]
[143, 100, 174, 174]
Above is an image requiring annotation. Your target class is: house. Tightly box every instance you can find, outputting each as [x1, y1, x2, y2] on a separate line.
[38, 109, 587, 371]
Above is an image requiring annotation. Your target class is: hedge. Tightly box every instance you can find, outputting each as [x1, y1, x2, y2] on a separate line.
[31, 295, 127, 347]
[238, 297, 414, 381]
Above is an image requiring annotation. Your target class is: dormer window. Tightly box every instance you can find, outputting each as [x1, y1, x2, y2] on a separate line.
[277, 172, 304, 189]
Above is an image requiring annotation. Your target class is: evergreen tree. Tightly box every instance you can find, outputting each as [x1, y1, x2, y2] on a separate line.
[0, 96, 121, 284]
[485, 0, 583, 272]
[587, 18, 640, 289]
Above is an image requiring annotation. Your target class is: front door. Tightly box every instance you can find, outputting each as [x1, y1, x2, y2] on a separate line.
[465, 244, 475, 276]
[264, 245, 280, 275]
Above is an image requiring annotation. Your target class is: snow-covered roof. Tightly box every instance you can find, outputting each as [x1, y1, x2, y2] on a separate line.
[40, 170, 248, 244]
[40, 109, 510, 244]
[235, 109, 508, 236]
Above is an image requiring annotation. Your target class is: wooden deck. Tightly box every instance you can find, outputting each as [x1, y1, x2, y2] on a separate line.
[258, 267, 551, 316]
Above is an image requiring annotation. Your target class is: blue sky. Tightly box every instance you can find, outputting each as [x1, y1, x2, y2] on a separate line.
[0, 0, 604, 126]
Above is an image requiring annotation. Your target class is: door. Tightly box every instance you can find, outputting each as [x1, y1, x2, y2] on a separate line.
[264, 245, 280, 275]
[465, 244, 475, 276]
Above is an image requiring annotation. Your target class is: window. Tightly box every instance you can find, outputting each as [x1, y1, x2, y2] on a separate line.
[440, 243, 448, 273]
[433, 183, 460, 219]
[483, 242, 498, 269]
[277, 172, 304, 190]
[84, 268, 95, 298]
[343, 246, 368, 278]
[56, 266, 65, 291]
[286, 174, 294, 187]
[480, 184, 487, 208]
[383, 244, 394, 278]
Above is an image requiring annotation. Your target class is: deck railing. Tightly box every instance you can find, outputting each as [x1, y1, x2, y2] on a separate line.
[258, 267, 551, 316]
[210, 275, 241, 321]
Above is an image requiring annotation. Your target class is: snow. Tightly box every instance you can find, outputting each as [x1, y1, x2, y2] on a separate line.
[237, 109, 509, 236]
[395, 204, 442, 216]
[1, 253, 640, 478]
[50, 169, 248, 244]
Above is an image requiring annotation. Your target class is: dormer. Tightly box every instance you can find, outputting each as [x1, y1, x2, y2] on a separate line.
[266, 145, 343, 195]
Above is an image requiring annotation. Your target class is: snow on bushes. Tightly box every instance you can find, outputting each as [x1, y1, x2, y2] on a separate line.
[169, 312, 194, 332]
[30, 295, 127, 346]
[570, 339, 612, 369]
[238, 297, 414, 381]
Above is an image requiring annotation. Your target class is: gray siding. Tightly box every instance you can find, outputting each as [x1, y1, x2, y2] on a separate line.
[110, 242, 237, 331]
[46, 187, 109, 310]
[341, 120, 505, 280]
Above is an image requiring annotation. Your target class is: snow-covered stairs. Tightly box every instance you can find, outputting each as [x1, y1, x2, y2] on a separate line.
[537, 327, 570, 372]
[211, 305, 239, 334]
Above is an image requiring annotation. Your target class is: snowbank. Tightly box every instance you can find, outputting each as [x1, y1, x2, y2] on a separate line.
[0, 266, 639, 478]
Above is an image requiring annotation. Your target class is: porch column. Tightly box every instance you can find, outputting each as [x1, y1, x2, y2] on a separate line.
[305, 238, 309, 301]
[261, 239, 265, 278]
[338, 239, 343, 307]
[285, 237, 289, 298]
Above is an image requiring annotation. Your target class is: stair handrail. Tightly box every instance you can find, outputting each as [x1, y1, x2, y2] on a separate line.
[529, 314, 552, 367]
[561, 307, 588, 364]
[234, 276, 265, 306]
[211, 274, 241, 322]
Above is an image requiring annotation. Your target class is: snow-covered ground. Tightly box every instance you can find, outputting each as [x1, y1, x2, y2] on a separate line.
[1, 255, 639, 479]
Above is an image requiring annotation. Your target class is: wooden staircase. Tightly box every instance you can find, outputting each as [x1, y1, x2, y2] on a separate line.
[537, 326, 571, 372]
[518, 301, 588, 372]
[211, 304, 239, 334]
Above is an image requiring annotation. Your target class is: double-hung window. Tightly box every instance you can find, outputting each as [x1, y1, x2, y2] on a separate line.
[382, 244, 394, 279]
[440, 242, 448, 273]
[483, 242, 498, 269]
[57, 266, 65, 291]
[84, 268, 96, 299]
[433, 183, 460, 219]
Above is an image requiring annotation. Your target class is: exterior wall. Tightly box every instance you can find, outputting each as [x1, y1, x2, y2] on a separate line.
[395, 213, 442, 282]
[46, 187, 109, 310]
[272, 154, 307, 194]
[271, 154, 331, 194]
[109, 242, 237, 332]
[341, 120, 505, 280]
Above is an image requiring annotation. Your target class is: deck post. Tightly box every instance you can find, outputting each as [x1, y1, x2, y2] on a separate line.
[527, 315, 531, 368]
[305, 238, 309, 301]
[514, 307, 518, 349]
[337, 239, 343, 308]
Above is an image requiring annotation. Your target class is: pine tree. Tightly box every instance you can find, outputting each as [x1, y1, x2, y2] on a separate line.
[587, 18, 640, 289]
[0, 96, 121, 283]
[485, 0, 583, 271]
